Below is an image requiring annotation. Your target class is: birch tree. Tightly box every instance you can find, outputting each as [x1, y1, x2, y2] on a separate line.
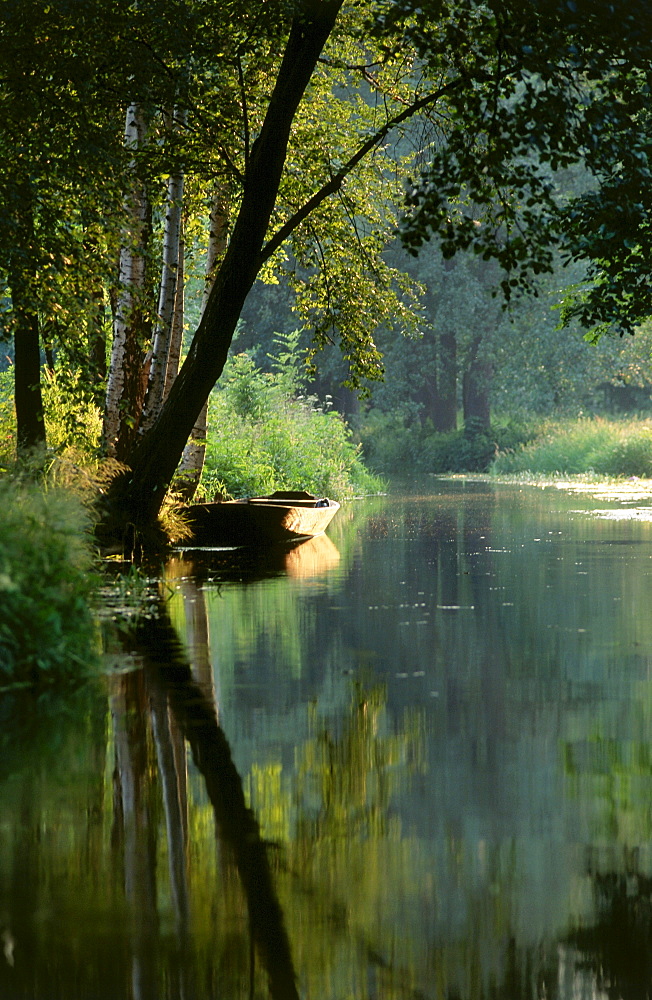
[174, 191, 229, 500]
[104, 104, 151, 460]
[141, 107, 188, 433]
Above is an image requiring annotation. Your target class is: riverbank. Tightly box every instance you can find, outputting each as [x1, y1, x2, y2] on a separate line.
[0, 471, 99, 684]
[491, 415, 652, 478]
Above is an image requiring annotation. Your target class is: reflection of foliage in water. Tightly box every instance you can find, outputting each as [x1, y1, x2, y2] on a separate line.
[295, 682, 427, 841]
[564, 870, 652, 998]
[241, 682, 434, 1000]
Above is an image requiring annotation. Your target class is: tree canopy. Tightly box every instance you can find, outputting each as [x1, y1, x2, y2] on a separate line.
[2, 0, 652, 542]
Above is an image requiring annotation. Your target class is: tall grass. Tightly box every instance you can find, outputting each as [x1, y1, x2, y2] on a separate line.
[492, 417, 652, 477]
[199, 348, 383, 499]
[0, 471, 99, 685]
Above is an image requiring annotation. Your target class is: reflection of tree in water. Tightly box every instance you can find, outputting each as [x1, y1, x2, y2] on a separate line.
[117, 605, 300, 1000]
[295, 682, 424, 841]
[285, 684, 571, 1000]
[566, 870, 652, 1000]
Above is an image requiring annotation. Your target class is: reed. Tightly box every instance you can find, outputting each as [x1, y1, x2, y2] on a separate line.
[492, 417, 652, 477]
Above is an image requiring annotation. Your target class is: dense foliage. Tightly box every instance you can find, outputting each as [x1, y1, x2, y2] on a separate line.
[0, 475, 98, 683]
[1, 0, 652, 535]
[198, 345, 383, 499]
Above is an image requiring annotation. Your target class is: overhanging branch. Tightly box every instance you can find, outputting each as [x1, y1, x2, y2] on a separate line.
[259, 76, 465, 265]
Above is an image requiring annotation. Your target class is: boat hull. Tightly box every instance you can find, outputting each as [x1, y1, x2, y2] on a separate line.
[181, 492, 340, 547]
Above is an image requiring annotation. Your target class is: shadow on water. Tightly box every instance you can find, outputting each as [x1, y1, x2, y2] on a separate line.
[173, 530, 340, 584]
[128, 605, 300, 1000]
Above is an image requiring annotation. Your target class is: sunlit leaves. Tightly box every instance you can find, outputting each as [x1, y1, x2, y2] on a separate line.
[378, 0, 652, 329]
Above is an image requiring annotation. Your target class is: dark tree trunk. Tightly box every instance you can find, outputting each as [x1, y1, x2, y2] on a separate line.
[463, 355, 492, 434]
[419, 265, 457, 432]
[432, 328, 457, 431]
[9, 179, 46, 453]
[100, 3, 344, 542]
[12, 293, 46, 453]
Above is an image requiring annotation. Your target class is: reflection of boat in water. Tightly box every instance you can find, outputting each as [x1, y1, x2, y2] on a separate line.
[179, 490, 340, 548]
[283, 532, 340, 578]
[168, 531, 340, 584]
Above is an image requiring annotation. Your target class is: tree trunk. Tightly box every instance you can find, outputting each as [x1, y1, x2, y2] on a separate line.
[163, 216, 185, 399]
[416, 327, 457, 431]
[100, 5, 343, 539]
[463, 343, 492, 434]
[141, 107, 187, 432]
[104, 103, 151, 460]
[11, 269, 46, 454]
[433, 328, 457, 431]
[174, 191, 228, 501]
[9, 183, 46, 454]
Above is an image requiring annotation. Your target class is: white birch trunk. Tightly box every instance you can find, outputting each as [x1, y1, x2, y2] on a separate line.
[104, 103, 149, 458]
[175, 191, 228, 499]
[141, 107, 187, 432]
[163, 214, 185, 399]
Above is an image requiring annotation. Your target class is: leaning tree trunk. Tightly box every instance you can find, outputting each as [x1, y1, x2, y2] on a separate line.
[174, 190, 228, 501]
[9, 181, 46, 454]
[104, 103, 151, 461]
[100, 4, 344, 541]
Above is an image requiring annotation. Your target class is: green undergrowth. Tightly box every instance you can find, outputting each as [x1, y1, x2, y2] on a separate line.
[199, 345, 384, 499]
[358, 409, 534, 474]
[0, 367, 103, 471]
[492, 416, 652, 477]
[0, 468, 99, 685]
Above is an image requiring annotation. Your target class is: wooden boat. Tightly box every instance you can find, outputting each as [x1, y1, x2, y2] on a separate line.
[180, 490, 340, 548]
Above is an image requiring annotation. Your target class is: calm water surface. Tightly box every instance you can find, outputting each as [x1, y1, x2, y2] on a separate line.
[3, 477, 652, 999]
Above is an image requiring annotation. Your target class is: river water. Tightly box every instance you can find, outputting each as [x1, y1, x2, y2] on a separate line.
[3, 476, 652, 999]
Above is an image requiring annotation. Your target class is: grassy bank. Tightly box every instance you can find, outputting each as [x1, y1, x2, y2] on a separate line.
[492, 417, 652, 478]
[0, 470, 99, 685]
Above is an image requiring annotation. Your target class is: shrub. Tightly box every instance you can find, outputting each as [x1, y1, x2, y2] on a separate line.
[358, 409, 536, 474]
[0, 475, 98, 685]
[0, 368, 15, 467]
[200, 349, 383, 499]
[355, 410, 421, 473]
[42, 367, 103, 455]
[421, 428, 496, 473]
[0, 365, 102, 468]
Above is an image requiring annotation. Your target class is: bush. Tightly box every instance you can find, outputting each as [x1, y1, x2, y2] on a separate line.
[42, 367, 103, 455]
[0, 365, 102, 468]
[355, 410, 422, 473]
[358, 409, 536, 474]
[0, 475, 98, 685]
[198, 348, 383, 499]
[421, 428, 497, 473]
[0, 369, 15, 467]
